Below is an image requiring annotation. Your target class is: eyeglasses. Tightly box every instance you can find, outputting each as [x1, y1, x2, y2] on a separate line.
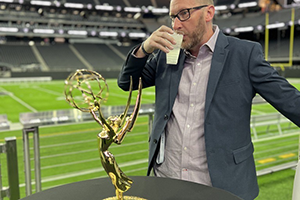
[170, 5, 208, 22]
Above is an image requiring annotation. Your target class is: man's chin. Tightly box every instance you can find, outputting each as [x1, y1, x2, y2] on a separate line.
[181, 44, 190, 51]
[181, 41, 187, 49]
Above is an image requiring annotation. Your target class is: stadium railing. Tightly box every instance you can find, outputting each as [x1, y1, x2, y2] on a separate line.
[251, 113, 293, 139]
[19, 104, 155, 196]
[292, 159, 300, 200]
[0, 115, 10, 131]
[0, 137, 20, 200]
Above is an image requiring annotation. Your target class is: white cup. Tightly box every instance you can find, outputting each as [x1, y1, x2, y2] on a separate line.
[166, 33, 183, 65]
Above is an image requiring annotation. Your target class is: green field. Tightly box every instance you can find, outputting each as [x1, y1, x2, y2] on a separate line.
[0, 78, 299, 199]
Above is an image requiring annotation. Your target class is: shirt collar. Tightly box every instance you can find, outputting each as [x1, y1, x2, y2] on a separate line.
[206, 25, 219, 53]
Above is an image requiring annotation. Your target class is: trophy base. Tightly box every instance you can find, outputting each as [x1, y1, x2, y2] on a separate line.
[103, 196, 147, 200]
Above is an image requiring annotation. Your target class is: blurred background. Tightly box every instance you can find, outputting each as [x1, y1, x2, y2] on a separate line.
[0, 0, 300, 199]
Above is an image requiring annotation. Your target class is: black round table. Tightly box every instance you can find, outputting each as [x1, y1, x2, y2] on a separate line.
[21, 176, 242, 200]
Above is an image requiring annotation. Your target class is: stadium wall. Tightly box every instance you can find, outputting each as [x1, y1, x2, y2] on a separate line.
[9, 67, 300, 80]
[276, 66, 300, 78]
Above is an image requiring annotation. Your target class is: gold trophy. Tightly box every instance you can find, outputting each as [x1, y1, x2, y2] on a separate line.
[64, 69, 145, 200]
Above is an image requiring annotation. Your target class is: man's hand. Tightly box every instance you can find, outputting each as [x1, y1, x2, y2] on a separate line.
[136, 26, 177, 57]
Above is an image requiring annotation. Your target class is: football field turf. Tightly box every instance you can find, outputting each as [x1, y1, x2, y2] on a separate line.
[0, 78, 299, 199]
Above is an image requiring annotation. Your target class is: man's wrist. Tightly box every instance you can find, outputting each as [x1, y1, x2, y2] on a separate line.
[141, 42, 152, 56]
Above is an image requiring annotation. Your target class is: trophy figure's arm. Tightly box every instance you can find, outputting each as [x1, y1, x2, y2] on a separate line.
[90, 106, 116, 141]
[114, 77, 142, 144]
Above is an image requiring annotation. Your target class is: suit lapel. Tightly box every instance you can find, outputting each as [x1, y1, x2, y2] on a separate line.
[205, 32, 229, 117]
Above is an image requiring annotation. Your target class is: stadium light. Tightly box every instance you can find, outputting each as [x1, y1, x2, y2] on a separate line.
[142, 6, 149, 13]
[234, 26, 254, 33]
[30, 0, 51, 6]
[124, 7, 142, 13]
[99, 31, 118, 37]
[95, 5, 114, 11]
[151, 7, 169, 14]
[33, 29, 55, 34]
[266, 22, 285, 29]
[0, 27, 18, 32]
[23, 28, 29, 33]
[54, 1, 61, 7]
[0, 0, 13, 2]
[64, 3, 84, 9]
[215, 5, 228, 11]
[229, 4, 236, 9]
[120, 32, 127, 37]
[255, 25, 264, 32]
[238, 2, 258, 8]
[68, 30, 88, 35]
[90, 30, 97, 36]
[289, 20, 295, 26]
[116, 6, 122, 11]
[225, 28, 231, 34]
[128, 32, 146, 38]
[87, 4, 92, 9]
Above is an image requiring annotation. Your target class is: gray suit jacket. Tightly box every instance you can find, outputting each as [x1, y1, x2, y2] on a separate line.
[118, 31, 300, 200]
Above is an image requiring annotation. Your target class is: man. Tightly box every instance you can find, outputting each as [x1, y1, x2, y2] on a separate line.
[118, 0, 300, 199]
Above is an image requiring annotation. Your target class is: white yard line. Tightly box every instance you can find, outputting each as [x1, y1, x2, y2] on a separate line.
[41, 149, 148, 170]
[37, 132, 148, 148]
[0, 86, 37, 112]
[254, 143, 298, 156]
[252, 131, 300, 143]
[19, 158, 148, 187]
[38, 141, 148, 159]
[251, 109, 267, 115]
[33, 86, 63, 96]
[38, 139, 95, 149]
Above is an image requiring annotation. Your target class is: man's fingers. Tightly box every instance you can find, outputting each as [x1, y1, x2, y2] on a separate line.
[143, 25, 177, 54]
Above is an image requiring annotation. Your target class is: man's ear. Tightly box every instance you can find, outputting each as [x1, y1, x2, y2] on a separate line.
[205, 5, 215, 22]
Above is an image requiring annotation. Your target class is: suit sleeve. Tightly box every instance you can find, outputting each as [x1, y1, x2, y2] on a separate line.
[249, 42, 300, 126]
[118, 45, 158, 91]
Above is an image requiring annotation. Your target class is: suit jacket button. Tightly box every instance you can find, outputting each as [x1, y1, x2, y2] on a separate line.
[164, 115, 168, 120]
[154, 139, 158, 144]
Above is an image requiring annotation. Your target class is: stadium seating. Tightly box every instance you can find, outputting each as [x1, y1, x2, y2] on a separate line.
[36, 43, 87, 71]
[111, 42, 139, 56]
[73, 43, 125, 70]
[0, 44, 39, 68]
[0, 42, 138, 72]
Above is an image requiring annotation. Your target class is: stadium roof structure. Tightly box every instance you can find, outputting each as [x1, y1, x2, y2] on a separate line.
[0, 0, 299, 43]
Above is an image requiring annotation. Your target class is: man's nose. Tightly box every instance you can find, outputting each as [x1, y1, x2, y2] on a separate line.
[172, 17, 182, 30]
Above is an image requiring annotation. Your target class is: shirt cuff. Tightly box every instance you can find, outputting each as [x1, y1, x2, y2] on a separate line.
[131, 44, 142, 58]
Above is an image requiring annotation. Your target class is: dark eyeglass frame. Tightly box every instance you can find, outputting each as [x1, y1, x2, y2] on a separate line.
[170, 5, 208, 22]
